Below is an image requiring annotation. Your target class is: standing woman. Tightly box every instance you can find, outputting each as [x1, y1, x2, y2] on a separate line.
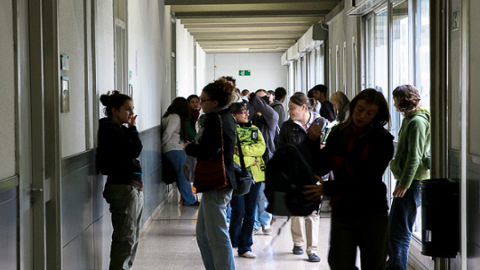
[303, 89, 394, 270]
[277, 93, 325, 263]
[184, 78, 236, 270]
[97, 91, 143, 270]
[387, 85, 430, 270]
[330, 91, 350, 123]
[187, 94, 201, 140]
[229, 102, 266, 258]
[162, 97, 198, 206]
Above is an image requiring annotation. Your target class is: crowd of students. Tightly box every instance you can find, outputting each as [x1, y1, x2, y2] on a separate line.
[96, 76, 431, 270]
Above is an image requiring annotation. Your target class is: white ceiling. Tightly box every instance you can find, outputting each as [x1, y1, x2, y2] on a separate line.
[166, 0, 341, 53]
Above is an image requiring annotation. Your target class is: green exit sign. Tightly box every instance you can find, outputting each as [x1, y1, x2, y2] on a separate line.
[239, 70, 251, 76]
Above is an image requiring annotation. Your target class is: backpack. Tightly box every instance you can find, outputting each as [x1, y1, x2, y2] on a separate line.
[265, 143, 320, 216]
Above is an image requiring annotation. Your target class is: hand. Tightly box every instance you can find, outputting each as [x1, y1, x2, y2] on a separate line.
[308, 124, 323, 141]
[321, 142, 326, 149]
[252, 158, 258, 166]
[183, 142, 192, 151]
[393, 185, 408, 198]
[302, 175, 324, 201]
[128, 115, 138, 128]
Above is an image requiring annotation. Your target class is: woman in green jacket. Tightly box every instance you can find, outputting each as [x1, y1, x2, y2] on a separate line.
[387, 85, 431, 270]
[228, 102, 266, 259]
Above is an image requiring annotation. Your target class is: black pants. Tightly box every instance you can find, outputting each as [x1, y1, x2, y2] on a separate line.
[328, 209, 389, 270]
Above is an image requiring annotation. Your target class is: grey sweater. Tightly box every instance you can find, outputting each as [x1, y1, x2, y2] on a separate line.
[161, 114, 185, 153]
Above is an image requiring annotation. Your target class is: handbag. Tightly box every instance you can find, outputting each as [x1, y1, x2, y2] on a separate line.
[194, 114, 229, 192]
[232, 133, 255, 197]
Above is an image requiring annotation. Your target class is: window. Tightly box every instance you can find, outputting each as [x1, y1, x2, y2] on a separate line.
[114, 0, 127, 94]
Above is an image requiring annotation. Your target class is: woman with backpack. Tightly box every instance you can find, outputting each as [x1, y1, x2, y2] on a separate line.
[162, 97, 198, 206]
[184, 78, 237, 270]
[277, 93, 326, 263]
[303, 89, 394, 270]
[228, 102, 266, 259]
[97, 91, 143, 269]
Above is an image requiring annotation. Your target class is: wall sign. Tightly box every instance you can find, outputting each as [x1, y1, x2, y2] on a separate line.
[239, 70, 251, 76]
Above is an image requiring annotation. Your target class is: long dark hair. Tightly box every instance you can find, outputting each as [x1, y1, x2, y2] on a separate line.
[163, 97, 191, 143]
[100, 90, 132, 118]
[339, 89, 390, 136]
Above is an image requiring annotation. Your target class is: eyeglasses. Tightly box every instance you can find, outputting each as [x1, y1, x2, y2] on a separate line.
[234, 110, 249, 115]
[200, 98, 212, 103]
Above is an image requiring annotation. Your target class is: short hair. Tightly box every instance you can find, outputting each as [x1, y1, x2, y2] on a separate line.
[392, 85, 421, 116]
[100, 90, 132, 118]
[255, 89, 267, 94]
[221, 76, 236, 86]
[275, 87, 287, 100]
[202, 78, 235, 107]
[241, 89, 250, 96]
[307, 89, 315, 98]
[267, 90, 275, 96]
[310, 84, 328, 95]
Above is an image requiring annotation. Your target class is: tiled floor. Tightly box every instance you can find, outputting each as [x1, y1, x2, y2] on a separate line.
[134, 188, 340, 270]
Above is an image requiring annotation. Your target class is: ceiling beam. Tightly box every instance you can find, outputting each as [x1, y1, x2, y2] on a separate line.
[198, 39, 296, 45]
[184, 22, 314, 28]
[174, 10, 330, 19]
[170, 3, 337, 12]
[179, 17, 322, 24]
[203, 49, 288, 53]
[167, 0, 339, 4]
[188, 26, 309, 33]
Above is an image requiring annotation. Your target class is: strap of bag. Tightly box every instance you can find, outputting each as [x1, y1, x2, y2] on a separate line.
[217, 114, 225, 168]
[236, 132, 248, 175]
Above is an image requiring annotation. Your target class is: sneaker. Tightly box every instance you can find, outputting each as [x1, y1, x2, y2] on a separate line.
[292, 246, 304, 255]
[308, 253, 321, 262]
[262, 225, 272, 235]
[240, 251, 257, 258]
[253, 228, 259, 235]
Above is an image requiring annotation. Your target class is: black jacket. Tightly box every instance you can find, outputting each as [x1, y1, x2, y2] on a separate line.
[247, 94, 279, 158]
[185, 108, 237, 190]
[97, 118, 143, 184]
[305, 125, 394, 214]
[277, 116, 325, 150]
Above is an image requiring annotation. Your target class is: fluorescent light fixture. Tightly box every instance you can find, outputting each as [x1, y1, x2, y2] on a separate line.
[237, 48, 250, 51]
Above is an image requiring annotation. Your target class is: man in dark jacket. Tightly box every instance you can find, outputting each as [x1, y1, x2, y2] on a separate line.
[310, 84, 335, 122]
[271, 87, 287, 128]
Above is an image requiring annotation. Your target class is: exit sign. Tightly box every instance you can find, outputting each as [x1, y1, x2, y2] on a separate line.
[239, 70, 251, 76]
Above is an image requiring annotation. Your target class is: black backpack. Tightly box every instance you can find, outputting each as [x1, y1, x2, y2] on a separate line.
[265, 143, 320, 216]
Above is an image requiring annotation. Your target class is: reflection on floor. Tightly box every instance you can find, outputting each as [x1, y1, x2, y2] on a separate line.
[134, 186, 335, 270]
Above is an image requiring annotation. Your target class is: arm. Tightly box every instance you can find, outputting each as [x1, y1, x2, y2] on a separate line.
[249, 94, 279, 129]
[187, 119, 197, 140]
[272, 104, 284, 126]
[276, 123, 290, 150]
[399, 120, 428, 188]
[102, 125, 143, 159]
[162, 114, 180, 144]
[233, 155, 257, 168]
[185, 113, 221, 160]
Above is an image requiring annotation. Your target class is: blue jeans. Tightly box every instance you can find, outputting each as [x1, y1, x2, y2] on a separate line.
[164, 150, 196, 205]
[387, 180, 422, 270]
[226, 203, 232, 223]
[254, 182, 272, 230]
[196, 188, 236, 270]
[229, 182, 262, 255]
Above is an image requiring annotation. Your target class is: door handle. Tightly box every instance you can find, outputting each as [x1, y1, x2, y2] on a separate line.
[28, 188, 43, 192]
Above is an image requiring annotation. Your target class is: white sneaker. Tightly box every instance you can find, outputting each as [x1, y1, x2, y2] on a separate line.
[262, 225, 272, 235]
[240, 251, 257, 258]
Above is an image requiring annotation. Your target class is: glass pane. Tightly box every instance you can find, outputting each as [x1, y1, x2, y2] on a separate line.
[375, 10, 388, 99]
[365, 16, 375, 88]
[416, 0, 430, 111]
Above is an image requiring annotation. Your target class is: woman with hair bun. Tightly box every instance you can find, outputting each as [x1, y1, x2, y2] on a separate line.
[97, 90, 143, 270]
[184, 78, 237, 270]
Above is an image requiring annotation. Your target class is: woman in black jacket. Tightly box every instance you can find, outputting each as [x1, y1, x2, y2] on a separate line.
[303, 89, 394, 270]
[184, 78, 237, 270]
[277, 93, 326, 263]
[97, 91, 143, 270]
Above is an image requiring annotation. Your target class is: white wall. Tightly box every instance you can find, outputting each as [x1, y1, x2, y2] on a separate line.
[128, 1, 171, 131]
[206, 53, 288, 91]
[176, 22, 195, 98]
[196, 43, 207, 94]
[59, 0, 87, 157]
[0, 0, 15, 179]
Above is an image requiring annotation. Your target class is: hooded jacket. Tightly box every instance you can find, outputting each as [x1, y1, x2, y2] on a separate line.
[390, 109, 431, 188]
[233, 123, 266, 183]
[277, 112, 325, 149]
[97, 118, 143, 185]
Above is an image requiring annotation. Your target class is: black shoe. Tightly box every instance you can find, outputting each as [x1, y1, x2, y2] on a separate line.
[292, 246, 303, 255]
[308, 253, 320, 262]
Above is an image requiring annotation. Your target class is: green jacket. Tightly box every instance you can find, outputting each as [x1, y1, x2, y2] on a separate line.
[233, 124, 266, 183]
[390, 109, 431, 188]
